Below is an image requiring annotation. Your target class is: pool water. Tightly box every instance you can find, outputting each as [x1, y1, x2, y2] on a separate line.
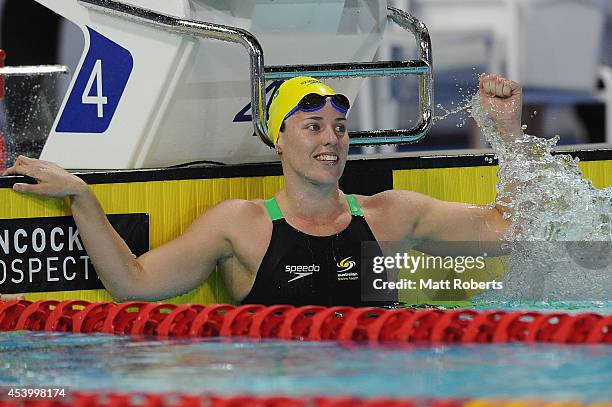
[1, 302, 611, 402]
[468, 300, 612, 314]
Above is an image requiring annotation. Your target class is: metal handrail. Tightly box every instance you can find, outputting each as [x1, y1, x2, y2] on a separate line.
[78, 0, 272, 146]
[0, 65, 70, 76]
[356, 6, 433, 145]
[77, 0, 434, 147]
[264, 61, 431, 80]
[264, 7, 434, 145]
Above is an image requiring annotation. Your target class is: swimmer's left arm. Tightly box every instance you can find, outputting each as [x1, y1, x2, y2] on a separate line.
[412, 192, 511, 247]
[381, 75, 522, 254]
[415, 74, 523, 246]
[376, 189, 510, 255]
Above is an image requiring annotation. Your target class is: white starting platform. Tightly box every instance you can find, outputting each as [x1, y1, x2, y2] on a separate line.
[32, 0, 434, 169]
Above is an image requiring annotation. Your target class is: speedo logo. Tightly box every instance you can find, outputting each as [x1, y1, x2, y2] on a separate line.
[285, 264, 320, 283]
[337, 257, 356, 272]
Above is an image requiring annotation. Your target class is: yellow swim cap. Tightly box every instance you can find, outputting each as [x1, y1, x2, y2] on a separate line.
[267, 76, 339, 145]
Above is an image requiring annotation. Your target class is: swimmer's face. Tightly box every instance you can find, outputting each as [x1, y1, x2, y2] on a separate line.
[277, 99, 348, 184]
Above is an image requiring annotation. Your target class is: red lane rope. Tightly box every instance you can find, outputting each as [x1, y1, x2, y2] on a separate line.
[0, 300, 610, 344]
[0, 392, 608, 407]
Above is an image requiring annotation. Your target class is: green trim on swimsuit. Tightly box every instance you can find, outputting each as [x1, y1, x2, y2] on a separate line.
[345, 194, 364, 217]
[264, 197, 284, 221]
[265, 194, 363, 221]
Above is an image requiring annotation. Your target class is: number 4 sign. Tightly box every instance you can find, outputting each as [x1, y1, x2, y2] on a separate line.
[82, 59, 108, 118]
[56, 28, 133, 133]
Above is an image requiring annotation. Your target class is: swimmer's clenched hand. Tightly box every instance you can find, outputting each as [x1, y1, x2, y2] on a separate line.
[479, 74, 523, 140]
[1, 155, 88, 198]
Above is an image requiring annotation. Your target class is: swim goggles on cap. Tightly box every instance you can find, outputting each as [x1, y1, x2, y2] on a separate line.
[284, 93, 350, 121]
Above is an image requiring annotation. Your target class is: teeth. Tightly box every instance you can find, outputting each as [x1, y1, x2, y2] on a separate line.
[316, 154, 338, 162]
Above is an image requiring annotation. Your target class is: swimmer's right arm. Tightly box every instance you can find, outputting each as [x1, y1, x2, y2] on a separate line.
[2, 156, 233, 301]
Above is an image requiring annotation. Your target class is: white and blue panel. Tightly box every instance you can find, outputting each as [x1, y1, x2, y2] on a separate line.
[56, 28, 133, 133]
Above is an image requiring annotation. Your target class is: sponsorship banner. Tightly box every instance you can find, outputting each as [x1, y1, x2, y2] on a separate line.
[0, 214, 149, 294]
[361, 241, 611, 303]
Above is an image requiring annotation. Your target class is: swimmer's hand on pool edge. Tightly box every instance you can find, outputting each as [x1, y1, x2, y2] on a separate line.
[2, 155, 89, 198]
[1, 155, 234, 303]
[479, 74, 523, 141]
[1, 156, 86, 303]
[0, 155, 150, 302]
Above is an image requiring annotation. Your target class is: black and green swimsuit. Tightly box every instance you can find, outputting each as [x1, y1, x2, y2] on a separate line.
[241, 194, 394, 307]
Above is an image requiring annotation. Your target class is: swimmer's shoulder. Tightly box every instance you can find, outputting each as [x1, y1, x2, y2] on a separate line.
[190, 198, 271, 247]
[353, 189, 425, 212]
[351, 190, 429, 239]
[203, 199, 270, 226]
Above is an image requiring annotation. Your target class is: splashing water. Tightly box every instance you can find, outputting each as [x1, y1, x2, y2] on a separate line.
[0, 71, 64, 169]
[468, 92, 612, 301]
[432, 80, 478, 127]
[432, 103, 471, 127]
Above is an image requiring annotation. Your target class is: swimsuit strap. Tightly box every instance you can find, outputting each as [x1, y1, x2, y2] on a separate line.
[345, 194, 364, 217]
[264, 197, 284, 221]
[264, 194, 363, 221]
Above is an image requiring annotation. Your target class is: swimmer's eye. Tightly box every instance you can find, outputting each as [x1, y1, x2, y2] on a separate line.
[305, 123, 321, 132]
[303, 122, 346, 134]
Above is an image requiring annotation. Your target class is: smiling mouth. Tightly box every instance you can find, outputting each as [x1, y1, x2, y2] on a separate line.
[314, 154, 339, 164]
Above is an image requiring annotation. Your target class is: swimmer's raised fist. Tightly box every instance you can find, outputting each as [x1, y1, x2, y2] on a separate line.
[1, 155, 88, 198]
[479, 74, 523, 138]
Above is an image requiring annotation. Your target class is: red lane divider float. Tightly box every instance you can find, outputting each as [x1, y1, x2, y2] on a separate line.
[0, 300, 610, 344]
[0, 393, 609, 407]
